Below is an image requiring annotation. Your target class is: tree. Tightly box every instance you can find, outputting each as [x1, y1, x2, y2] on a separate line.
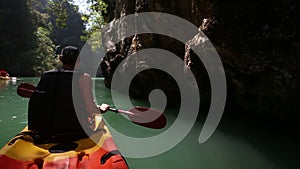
[48, 0, 86, 48]
[0, 0, 37, 76]
[0, 0, 85, 76]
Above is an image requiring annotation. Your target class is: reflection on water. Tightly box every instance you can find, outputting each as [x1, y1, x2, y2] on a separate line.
[0, 78, 38, 147]
[0, 80, 9, 90]
[0, 77, 299, 169]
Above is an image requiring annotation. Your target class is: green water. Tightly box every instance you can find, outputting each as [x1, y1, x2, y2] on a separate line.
[0, 77, 299, 169]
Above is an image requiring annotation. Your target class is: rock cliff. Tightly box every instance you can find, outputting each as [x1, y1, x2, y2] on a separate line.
[101, 0, 300, 120]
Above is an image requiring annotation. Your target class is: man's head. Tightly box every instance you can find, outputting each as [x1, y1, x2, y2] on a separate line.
[60, 46, 80, 67]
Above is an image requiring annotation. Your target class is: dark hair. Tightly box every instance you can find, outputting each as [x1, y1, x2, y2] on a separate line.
[61, 46, 80, 65]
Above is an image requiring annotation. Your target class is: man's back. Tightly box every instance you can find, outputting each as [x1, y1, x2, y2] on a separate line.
[28, 69, 88, 141]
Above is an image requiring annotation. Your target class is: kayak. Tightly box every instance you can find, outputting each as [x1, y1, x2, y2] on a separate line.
[0, 116, 129, 169]
[0, 76, 9, 80]
[0, 115, 129, 169]
[0, 70, 10, 80]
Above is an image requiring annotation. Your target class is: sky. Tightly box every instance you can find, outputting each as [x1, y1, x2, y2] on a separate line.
[72, 0, 89, 14]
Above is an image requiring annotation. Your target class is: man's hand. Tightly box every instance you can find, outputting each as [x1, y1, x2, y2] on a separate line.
[99, 103, 110, 113]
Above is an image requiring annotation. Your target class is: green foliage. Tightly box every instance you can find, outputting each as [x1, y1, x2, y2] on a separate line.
[49, 0, 85, 48]
[48, 0, 110, 50]
[80, 0, 108, 50]
[48, 0, 69, 28]
[30, 0, 60, 75]
[0, 0, 38, 75]
[0, 0, 83, 76]
[32, 27, 58, 75]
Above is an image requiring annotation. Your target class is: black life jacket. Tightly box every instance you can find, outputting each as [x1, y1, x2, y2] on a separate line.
[28, 69, 89, 138]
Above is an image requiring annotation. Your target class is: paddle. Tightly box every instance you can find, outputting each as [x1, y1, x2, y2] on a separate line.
[17, 83, 36, 98]
[108, 107, 167, 129]
[17, 82, 167, 129]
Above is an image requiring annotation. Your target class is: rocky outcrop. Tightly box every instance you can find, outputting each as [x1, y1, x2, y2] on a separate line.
[101, 0, 300, 120]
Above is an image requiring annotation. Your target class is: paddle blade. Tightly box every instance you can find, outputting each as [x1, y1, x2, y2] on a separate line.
[127, 107, 167, 129]
[17, 83, 36, 98]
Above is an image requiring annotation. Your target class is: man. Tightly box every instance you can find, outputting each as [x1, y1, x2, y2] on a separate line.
[28, 46, 109, 142]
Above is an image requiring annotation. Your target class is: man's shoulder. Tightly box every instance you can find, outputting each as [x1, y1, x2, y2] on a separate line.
[43, 69, 77, 74]
[43, 69, 59, 74]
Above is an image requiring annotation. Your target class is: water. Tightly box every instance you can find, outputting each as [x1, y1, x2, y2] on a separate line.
[0, 77, 299, 169]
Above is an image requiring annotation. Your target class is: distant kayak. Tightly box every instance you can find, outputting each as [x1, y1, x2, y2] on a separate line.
[0, 76, 9, 80]
[0, 70, 10, 80]
[0, 115, 129, 169]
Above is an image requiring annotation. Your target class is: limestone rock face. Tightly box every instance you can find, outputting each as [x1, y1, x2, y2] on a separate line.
[101, 0, 300, 119]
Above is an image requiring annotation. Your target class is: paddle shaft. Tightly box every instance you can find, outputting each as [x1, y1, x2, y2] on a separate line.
[108, 108, 135, 116]
[17, 82, 167, 129]
[19, 87, 34, 93]
[19, 85, 136, 116]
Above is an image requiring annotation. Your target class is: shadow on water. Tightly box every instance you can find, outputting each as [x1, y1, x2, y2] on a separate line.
[121, 110, 299, 169]
[95, 78, 300, 168]
[216, 113, 300, 169]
